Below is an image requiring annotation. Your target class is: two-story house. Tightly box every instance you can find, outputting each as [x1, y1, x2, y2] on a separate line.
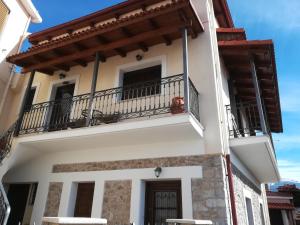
[0, 0, 282, 225]
[0, 0, 41, 133]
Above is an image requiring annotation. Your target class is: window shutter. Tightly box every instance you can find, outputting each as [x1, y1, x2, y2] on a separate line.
[0, 0, 9, 34]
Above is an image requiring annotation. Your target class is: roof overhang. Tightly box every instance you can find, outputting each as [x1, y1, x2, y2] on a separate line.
[7, 0, 203, 75]
[212, 0, 234, 27]
[217, 28, 282, 133]
[230, 135, 280, 183]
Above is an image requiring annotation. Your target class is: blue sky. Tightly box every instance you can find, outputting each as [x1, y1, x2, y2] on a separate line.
[29, 0, 300, 181]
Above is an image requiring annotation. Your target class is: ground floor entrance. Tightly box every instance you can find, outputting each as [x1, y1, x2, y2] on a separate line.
[145, 181, 182, 225]
[7, 183, 37, 225]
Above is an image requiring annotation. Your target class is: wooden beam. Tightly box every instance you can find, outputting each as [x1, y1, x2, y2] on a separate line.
[120, 27, 148, 52]
[148, 18, 172, 45]
[73, 59, 88, 67]
[178, 10, 197, 39]
[73, 42, 106, 62]
[22, 23, 188, 73]
[96, 35, 127, 58]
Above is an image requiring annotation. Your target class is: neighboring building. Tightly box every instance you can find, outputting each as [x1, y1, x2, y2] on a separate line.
[267, 191, 296, 225]
[267, 184, 300, 225]
[0, 0, 42, 133]
[0, 1, 282, 225]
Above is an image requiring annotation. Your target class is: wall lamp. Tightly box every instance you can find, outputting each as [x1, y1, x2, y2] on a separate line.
[154, 167, 162, 178]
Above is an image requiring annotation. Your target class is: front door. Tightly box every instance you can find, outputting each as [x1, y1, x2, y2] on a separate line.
[49, 83, 75, 130]
[7, 184, 31, 225]
[145, 181, 182, 225]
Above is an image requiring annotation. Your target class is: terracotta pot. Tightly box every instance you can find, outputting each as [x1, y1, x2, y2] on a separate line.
[171, 97, 185, 114]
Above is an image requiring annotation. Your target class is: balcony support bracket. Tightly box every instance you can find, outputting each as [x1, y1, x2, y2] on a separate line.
[14, 70, 36, 136]
[86, 52, 101, 126]
[250, 55, 268, 134]
[182, 27, 190, 113]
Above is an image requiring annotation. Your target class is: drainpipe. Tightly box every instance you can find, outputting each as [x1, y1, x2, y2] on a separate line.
[0, 16, 31, 116]
[226, 155, 238, 225]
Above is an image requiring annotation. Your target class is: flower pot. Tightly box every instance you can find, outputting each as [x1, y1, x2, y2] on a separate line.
[171, 97, 184, 114]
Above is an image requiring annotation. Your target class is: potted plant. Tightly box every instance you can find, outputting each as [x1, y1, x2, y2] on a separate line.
[170, 97, 184, 114]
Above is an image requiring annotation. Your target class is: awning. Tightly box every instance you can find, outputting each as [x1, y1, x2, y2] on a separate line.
[217, 28, 282, 133]
[7, 0, 203, 75]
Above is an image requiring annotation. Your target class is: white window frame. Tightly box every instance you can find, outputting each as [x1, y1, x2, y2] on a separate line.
[259, 198, 266, 225]
[243, 189, 255, 225]
[115, 55, 167, 89]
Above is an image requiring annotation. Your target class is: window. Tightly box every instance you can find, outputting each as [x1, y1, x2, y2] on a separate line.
[260, 204, 266, 225]
[0, 0, 9, 34]
[122, 65, 161, 99]
[24, 87, 36, 112]
[245, 197, 255, 225]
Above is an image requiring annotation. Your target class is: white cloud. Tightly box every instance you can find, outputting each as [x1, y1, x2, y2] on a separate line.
[277, 159, 300, 182]
[228, 0, 300, 30]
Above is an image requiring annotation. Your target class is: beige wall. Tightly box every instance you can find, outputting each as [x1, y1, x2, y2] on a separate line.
[2, 39, 183, 130]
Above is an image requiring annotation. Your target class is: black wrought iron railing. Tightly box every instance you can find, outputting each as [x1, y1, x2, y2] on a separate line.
[226, 102, 265, 138]
[0, 122, 16, 162]
[17, 74, 200, 135]
[0, 183, 10, 225]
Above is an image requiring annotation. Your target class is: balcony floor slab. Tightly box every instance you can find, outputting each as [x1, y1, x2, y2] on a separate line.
[15, 114, 204, 153]
[229, 135, 280, 183]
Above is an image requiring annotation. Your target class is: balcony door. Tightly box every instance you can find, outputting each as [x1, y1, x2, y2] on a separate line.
[145, 181, 182, 225]
[48, 83, 75, 131]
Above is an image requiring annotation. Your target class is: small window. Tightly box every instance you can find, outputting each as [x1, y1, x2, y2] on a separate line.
[0, 0, 9, 34]
[24, 87, 36, 112]
[260, 204, 265, 225]
[245, 197, 255, 225]
[122, 65, 161, 100]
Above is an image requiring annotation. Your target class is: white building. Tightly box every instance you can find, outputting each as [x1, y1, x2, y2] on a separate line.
[0, 1, 282, 225]
[0, 0, 41, 133]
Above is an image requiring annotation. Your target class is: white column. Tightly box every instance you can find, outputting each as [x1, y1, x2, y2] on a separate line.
[181, 177, 193, 219]
[281, 210, 289, 225]
[130, 179, 145, 225]
[58, 181, 77, 217]
[30, 180, 49, 225]
[91, 180, 105, 218]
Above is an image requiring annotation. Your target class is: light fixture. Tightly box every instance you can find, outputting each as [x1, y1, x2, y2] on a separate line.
[154, 167, 162, 178]
[59, 73, 66, 79]
[136, 54, 143, 61]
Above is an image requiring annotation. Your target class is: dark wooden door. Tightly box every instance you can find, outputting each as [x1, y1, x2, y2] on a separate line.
[49, 83, 75, 130]
[7, 184, 30, 225]
[145, 181, 182, 225]
[74, 183, 95, 217]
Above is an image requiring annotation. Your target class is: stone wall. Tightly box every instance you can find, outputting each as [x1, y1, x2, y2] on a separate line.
[232, 165, 267, 225]
[102, 180, 132, 225]
[51, 154, 231, 225]
[44, 182, 63, 217]
[52, 155, 221, 173]
[191, 155, 230, 225]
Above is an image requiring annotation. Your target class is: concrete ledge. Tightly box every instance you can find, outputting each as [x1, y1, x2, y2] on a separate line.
[42, 217, 107, 225]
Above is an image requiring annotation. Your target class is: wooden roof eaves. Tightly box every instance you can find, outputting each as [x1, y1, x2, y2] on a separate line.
[8, 0, 202, 64]
[21, 21, 191, 73]
[218, 39, 283, 133]
[28, 0, 164, 43]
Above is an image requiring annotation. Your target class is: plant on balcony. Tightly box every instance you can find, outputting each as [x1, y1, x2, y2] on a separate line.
[170, 97, 185, 114]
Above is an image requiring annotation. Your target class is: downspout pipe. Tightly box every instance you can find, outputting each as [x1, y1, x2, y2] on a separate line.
[19, 0, 42, 23]
[226, 155, 238, 225]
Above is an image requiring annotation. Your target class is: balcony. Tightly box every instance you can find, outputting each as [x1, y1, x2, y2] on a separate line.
[19, 74, 200, 135]
[0, 74, 203, 162]
[226, 102, 280, 183]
